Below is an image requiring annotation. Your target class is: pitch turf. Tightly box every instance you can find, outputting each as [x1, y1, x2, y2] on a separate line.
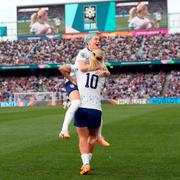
[17, 20, 65, 35]
[0, 105, 180, 180]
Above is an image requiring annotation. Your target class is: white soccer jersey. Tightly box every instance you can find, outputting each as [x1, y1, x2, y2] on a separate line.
[75, 47, 92, 65]
[69, 47, 92, 77]
[54, 18, 61, 26]
[155, 12, 162, 21]
[30, 22, 52, 35]
[129, 16, 152, 30]
[75, 70, 105, 111]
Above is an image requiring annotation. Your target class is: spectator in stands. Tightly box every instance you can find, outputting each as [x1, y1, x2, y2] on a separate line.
[1, 71, 179, 102]
[166, 71, 180, 97]
[0, 34, 180, 65]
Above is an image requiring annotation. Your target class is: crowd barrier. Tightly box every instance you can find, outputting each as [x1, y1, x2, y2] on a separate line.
[0, 101, 28, 108]
[148, 98, 180, 104]
[1, 98, 180, 108]
[118, 98, 180, 104]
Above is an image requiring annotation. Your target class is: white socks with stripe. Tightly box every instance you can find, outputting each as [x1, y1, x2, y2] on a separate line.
[81, 153, 93, 165]
[88, 153, 93, 162]
[61, 100, 80, 131]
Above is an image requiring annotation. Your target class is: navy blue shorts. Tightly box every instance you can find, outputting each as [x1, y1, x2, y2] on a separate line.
[74, 108, 102, 129]
[65, 81, 78, 96]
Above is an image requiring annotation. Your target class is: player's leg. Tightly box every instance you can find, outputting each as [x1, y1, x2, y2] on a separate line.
[88, 128, 99, 152]
[59, 88, 80, 139]
[79, 128, 101, 175]
[82, 108, 103, 172]
[74, 108, 91, 175]
[77, 127, 91, 175]
[96, 118, 110, 147]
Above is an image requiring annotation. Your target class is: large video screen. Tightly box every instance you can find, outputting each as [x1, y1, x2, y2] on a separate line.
[16, 0, 169, 39]
[65, 1, 116, 33]
[17, 5, 65, 36]
[116, 0, 168, 31]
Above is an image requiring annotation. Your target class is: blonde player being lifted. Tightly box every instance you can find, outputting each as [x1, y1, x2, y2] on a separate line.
[59, 33, 110, 147]
[61, 49, 110, 175]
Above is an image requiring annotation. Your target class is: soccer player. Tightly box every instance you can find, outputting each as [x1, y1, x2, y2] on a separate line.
[53, 17, 62, 34]
[59, 33, 110, 147]
[128, 3, 154, 30]
[61, 49, 110, 175]
[154, 11, 162, 29]
[30, 9, 55, 35]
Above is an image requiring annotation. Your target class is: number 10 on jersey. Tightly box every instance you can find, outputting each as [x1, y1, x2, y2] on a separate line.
[85, 73, 99, 89]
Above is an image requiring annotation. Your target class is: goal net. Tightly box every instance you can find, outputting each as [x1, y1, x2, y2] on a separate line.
[14, 92, 58, 106]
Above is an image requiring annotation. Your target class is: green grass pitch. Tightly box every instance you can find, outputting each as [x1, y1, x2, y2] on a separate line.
[17, 20, 65, 35]
[0, 104, 180, 180]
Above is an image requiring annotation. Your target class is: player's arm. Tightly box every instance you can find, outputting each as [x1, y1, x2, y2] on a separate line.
[77, 50, 100, 72]
[59, 66, 77, 85]
[37, 27, 50, 35]
[136, 20, 152, 30]
[96, 66, 110, 77]
[78, 60, 100, 72]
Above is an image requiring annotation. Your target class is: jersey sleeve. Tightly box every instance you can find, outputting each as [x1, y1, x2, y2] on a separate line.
[30, 24, 38, 34]
[71, 64, 78, 72]
[128, 18, 136, 30]
[76, 50, 87, 62]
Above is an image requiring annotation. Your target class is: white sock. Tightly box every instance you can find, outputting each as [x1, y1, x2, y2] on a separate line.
[61, 100, 80, 131]
[88, 153, 93, 162]
[81, 154, 90, 165]
[97, 118, 103, 137]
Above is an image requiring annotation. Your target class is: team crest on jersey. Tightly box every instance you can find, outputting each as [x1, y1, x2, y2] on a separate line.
[80, 52, 85, 58]
[70, 84, 75, 88]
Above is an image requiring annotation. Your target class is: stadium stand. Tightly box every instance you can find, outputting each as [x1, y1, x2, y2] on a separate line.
[0, 76, 64, 102]
[0, 71, 179, 102]
[165, 71, 180, 97]
[0, 33, 180, 65]
[102, 72, 167, 99]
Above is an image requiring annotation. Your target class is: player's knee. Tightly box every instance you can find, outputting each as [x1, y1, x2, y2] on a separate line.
[71, 100, 81, 109]
[79, 137, 88, 146]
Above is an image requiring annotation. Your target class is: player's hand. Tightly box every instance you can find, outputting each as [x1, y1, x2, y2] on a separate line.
[97, 64, 106, 71]
[96, 70, 104, 77]
[50, 26, 56, 31]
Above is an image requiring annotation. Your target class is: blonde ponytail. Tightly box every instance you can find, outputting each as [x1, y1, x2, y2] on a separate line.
[30, 13, 38, 27]
[128, 7, 137, 23]
[89, 49, 103, 70]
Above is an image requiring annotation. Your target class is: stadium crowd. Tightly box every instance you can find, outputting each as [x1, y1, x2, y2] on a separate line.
[166, 71, 180, 97]
[0, 71, 179, 102]
[0, 33, 180, 65]
[102, 72, 166, 99]
[0, 76, 65, 102]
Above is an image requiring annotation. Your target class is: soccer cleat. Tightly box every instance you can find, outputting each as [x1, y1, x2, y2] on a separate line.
[97, 137, 110, 147]
[80, 165, 90, 175]
[59, 130, 70, 139]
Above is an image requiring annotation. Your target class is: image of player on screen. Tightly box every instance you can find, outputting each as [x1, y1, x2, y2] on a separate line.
[128, 3, 155, 30]
[154, 11, 162, 29]
[30, 9, 55, 35]
[53, 17, 63, 34]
